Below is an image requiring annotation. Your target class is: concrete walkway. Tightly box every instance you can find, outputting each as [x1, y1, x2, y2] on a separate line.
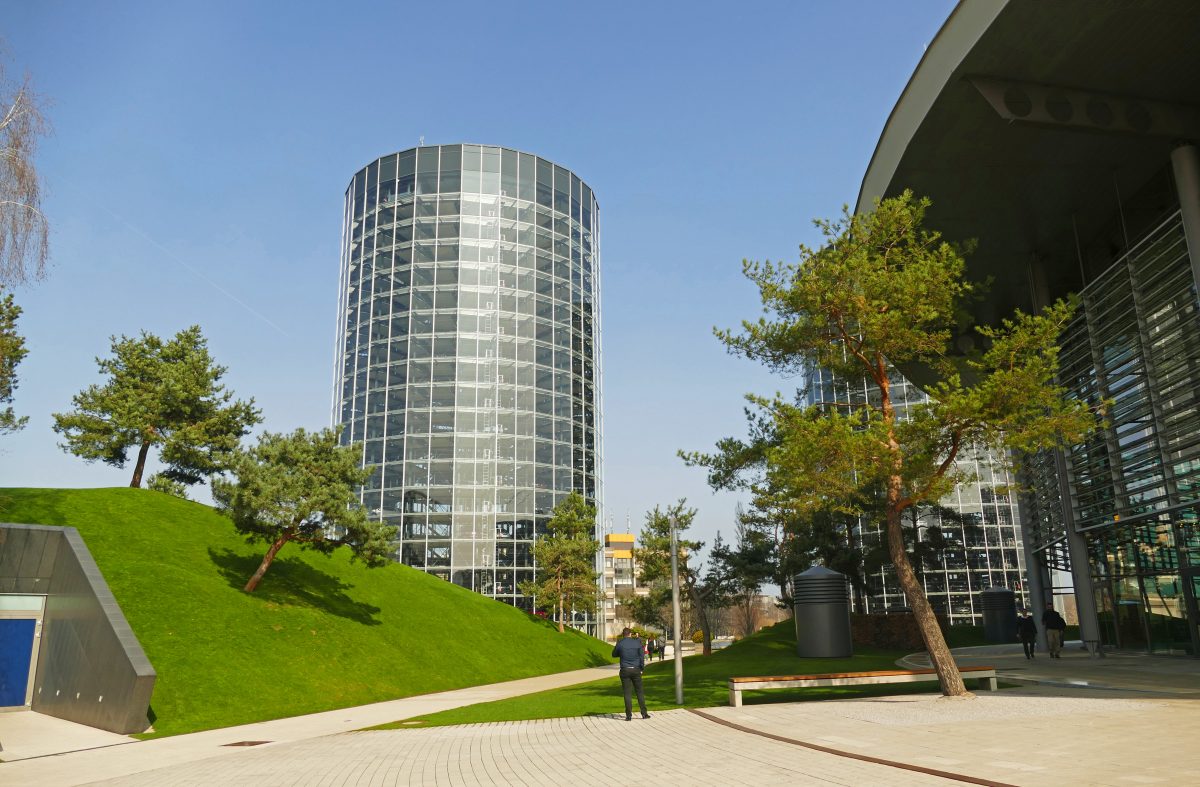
[83, 709, 958, 786]
[4, 647, 1199, 785]
[696, 689, 1197, 786]
[19, 690, 1200, 786]
[0, 711, 133, 761]
[0, 664, 618, 785]
[901, 641, 1200, 696]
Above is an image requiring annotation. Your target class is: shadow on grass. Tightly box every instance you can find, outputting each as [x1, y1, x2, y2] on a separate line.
[517, 613, 614, 667]
[0, 489, 71, 525]
[583, 650, 611, 667]
[208, 547, 382, 625]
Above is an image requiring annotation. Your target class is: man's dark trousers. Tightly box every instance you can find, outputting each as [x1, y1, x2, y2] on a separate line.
[620, 668, 647, 719]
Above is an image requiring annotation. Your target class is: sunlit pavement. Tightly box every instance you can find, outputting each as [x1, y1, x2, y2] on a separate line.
[902, 640, 1200, 696]
[3, 648, 1199, 786]
[10, 690, 1197, 787]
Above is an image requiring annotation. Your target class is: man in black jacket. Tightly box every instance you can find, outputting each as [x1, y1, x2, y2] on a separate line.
[1017, 610, 1038, 659]
[1042, 603, 1068, 658]
[612, 628, 650, 721]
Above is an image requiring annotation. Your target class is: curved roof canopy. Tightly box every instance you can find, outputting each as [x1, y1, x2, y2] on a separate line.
[859, 0, 1200, 345]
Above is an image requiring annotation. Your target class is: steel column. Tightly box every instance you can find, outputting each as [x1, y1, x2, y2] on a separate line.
[1171, 144, 1200, 293]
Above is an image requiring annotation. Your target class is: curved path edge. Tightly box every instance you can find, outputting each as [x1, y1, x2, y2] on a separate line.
[688, 708, 1015, 787]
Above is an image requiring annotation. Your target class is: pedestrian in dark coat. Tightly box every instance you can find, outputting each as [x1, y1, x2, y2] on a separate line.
[1017, 610, 1038, 659]
[611, 628, 650, 721]
[1042, 603, 1068, 658]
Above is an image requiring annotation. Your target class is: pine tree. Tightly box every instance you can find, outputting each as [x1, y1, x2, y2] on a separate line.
[212, 427, 396, 592]
[519, 492, 599, 633]
[0, 291, 27, 435]
[53, 325, 261, 487]
[684, 192, 1097, 696]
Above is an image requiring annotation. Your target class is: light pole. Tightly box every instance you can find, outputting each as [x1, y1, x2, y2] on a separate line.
[670, 515, 683, 704]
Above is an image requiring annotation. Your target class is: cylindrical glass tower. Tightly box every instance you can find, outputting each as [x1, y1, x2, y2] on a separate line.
[332, 144, 603, 620]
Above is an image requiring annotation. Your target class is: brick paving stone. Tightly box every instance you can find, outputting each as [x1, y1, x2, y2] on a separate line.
[9, 652, 1197, 787]
[80, 710, 946, 786]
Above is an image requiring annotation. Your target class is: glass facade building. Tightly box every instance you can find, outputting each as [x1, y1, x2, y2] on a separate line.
[858, 0, 1200, 654]
[1019, 196, 1200, 654]
[332, 145, 603, 620]
[804, 368, 1027, 624]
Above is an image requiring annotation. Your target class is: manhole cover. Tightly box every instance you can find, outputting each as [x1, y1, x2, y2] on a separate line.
[223, 740, 272, 747]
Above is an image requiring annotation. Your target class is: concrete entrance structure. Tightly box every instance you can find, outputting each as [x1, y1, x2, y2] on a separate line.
[0, 524, 155, 733]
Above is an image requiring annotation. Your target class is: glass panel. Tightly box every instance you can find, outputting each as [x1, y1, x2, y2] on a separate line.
[416, 147, 439, 194]
[517, 152, 536, 201]
[501, 149, 518, 198]
[535, 158, 552, 207]
[0, 595, 45, 612]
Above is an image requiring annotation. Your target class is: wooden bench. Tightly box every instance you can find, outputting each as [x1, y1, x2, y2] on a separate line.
[727, 666, 998, 707]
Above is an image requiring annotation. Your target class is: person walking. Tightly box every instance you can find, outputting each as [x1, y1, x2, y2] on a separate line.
[1042, 602, 1068, 658]
[612, 627, 650, 721]
[1017, 609, 1038, 659]
[656, 636, 666, 661]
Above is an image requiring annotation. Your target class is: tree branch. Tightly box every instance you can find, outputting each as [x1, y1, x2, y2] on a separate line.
[899, 425, 967, 510]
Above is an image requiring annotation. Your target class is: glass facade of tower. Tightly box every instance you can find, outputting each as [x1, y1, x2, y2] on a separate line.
[333, 145, 602, 616]
[804, 368, 1027, 624]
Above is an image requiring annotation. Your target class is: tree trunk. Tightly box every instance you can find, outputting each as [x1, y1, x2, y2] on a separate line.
[557, 590, 565, 633]
[244, 535, 290, 592]
[739, 593, 757, 638]
[886, 502, 969, 697]
[878, 359, 969, 698]
[130, 440, 152, 488]
[693, 588, 714, 655]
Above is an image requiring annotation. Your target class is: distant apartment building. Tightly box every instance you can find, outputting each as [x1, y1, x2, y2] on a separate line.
[601, 532, 647, 638]
[804, 366, 1028, 624]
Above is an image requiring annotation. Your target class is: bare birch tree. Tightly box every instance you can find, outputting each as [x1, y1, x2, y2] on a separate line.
[0, 59, 49, 286]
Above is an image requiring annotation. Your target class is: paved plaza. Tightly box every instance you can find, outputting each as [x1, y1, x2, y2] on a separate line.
[3, 645, 1198, 786]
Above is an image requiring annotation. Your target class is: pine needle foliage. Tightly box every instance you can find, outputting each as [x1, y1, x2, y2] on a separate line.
[53, 325, 262, 488]
[519, 492, 599, 633]
[683, 192, 1099, 696]
[213, 427, 397, 592]
[0, 290, 27, 434]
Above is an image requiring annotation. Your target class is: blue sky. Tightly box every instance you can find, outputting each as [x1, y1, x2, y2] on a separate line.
[0, 1, 955, 553]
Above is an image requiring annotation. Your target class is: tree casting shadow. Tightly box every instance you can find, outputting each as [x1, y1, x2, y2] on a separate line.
[207, 547, 382, 626]
[583, 650, 611, 667]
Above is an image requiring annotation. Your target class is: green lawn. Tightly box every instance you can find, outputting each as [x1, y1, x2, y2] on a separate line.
[373, 621, 941, 729]
[0, 488, 614, 737]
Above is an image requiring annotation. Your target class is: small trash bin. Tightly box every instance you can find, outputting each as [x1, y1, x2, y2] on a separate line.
[980, 586, 1017, 643]
[793, 565, 852, 657]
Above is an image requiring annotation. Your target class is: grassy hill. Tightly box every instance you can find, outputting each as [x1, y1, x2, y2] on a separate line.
[0, 487, 613, 737]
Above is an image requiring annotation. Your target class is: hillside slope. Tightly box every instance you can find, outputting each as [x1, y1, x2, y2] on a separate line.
[1, 488, 612, 736]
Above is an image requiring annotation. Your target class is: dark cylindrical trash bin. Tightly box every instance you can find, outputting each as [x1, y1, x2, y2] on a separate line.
[981, 586, 1017, 643]
[793, 565, 852, 657]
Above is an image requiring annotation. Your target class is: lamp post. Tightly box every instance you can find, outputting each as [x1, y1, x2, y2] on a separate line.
[670, 514, 683, 704]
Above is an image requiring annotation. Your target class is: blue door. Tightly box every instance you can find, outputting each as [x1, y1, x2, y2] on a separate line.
[0, 618, 37, 706]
